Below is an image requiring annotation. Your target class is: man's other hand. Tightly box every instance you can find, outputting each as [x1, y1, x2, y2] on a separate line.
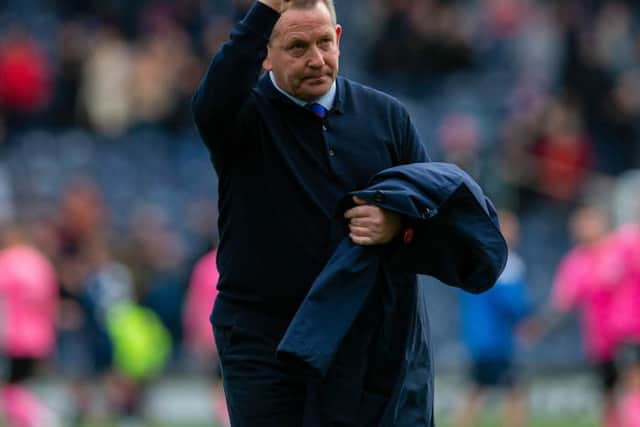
[344, 196, 402, 245]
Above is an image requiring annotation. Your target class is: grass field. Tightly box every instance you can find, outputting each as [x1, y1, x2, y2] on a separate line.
[76, 416, 597, 427]
[4, 373, 600, 427]
[442, 417, 597, 427]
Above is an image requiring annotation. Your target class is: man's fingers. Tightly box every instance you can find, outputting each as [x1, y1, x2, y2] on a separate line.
[344, 205, 372, 219]
[349, 233, 374, 246]
[349, 217, 374, 227]
[348, 225, 369, 236]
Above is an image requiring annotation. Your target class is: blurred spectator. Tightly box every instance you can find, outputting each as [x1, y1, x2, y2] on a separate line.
[0, 224, 60, 427]
[497, 94, 593, 208]
[79, 26, 133, 136]
[610, 217, 640, 426]
[0, 26, 53, 129]
[454, 209, 533, 427]
[437, 112, 482, 178]
[549, 203, 621, 427]
[561, 1, 640, 175]
[183, 246, 229, 426]
[485, 0, 529, 40]
[52, 178, 113, 423]
[122, 203, 189, 362]
[605, 205, 640, 427]
[106, 301, 171, 426]
[54, 178, 107, 258]
[183, 248, 217, 366]
[48, 21, 90, 129]
[531, 97, 592, 201]
[131, 2, 182, 125]
[129, 35, 180, 127]
[607, 222, 640, 353]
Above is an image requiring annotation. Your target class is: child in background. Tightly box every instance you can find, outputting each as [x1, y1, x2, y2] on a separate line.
[454, 209, 533, 427]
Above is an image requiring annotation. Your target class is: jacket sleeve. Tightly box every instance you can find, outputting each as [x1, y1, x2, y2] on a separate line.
[399, 183, 506, 294]
[191, 3, 279, 149]
[352, 163, 508, 294]
[400, 113, 429, 164]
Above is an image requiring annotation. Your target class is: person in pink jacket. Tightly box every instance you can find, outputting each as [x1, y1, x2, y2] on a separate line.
[607, 223, 640, 351]
[606, 222, 640, 427]
[183, 249, 218, 360]
[0, 226, 60, 427]
[183, 248, 229, 426]
[551, 204, 621, 427]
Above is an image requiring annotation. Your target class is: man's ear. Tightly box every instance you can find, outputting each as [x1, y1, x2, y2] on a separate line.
[263, 49, 273, 71]
[335, 24, 342, 46]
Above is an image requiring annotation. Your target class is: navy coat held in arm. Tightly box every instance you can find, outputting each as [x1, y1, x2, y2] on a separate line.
[277, 162, 508, 426]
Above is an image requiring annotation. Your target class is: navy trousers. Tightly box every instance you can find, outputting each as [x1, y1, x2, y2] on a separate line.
[213, 322, 383, 427]
[214, 324, 311, 426]
[212, 287, 388, 427]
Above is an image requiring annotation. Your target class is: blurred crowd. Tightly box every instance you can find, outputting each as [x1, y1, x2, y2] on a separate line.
[0, 0, 639, 426]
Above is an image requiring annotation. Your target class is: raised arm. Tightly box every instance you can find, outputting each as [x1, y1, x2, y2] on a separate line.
[191, 1, 284, 143]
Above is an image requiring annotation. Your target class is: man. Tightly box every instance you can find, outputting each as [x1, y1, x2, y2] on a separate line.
[192, 1, 504, 425]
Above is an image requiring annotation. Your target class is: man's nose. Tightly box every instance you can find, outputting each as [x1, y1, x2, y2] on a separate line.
[307, 46, 325, 68]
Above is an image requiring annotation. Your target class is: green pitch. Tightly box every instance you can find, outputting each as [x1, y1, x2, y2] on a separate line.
[442, 417, 597, 427]
[77, 416, 597, 427]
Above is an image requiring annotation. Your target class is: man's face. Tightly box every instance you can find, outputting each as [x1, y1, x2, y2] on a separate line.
[263, 2, 341, 102]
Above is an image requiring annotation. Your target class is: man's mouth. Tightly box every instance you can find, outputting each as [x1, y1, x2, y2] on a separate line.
[304, 76, 327, 84]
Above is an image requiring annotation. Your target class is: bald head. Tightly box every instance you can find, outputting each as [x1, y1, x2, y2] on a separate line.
[284, 0, 336, 21]
[272, 0, 337, 41]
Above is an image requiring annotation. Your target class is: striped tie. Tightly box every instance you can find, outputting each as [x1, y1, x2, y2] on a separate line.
[307, 103, 327, 119]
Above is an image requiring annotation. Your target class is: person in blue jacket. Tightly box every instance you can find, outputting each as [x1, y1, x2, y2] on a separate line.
[191, 0, 506, 425]
[454, 209, 533, 427]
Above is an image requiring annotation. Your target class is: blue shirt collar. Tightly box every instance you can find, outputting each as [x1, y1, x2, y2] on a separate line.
[269, 71, 336, 111]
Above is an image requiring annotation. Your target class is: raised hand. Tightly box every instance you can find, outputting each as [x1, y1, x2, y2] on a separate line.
[258, 0, 291, 13]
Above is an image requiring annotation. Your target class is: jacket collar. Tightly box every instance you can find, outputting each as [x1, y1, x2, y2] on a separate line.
[257, 72, 345, 115]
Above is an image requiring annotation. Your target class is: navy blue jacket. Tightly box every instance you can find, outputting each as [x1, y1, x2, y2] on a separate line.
[277, 162, 507, 426]
[192, 2, 428, 329]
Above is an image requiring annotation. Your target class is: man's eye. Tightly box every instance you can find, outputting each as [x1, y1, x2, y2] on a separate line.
[287, 44, 305, 56]
[319, 39, 332, 49]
